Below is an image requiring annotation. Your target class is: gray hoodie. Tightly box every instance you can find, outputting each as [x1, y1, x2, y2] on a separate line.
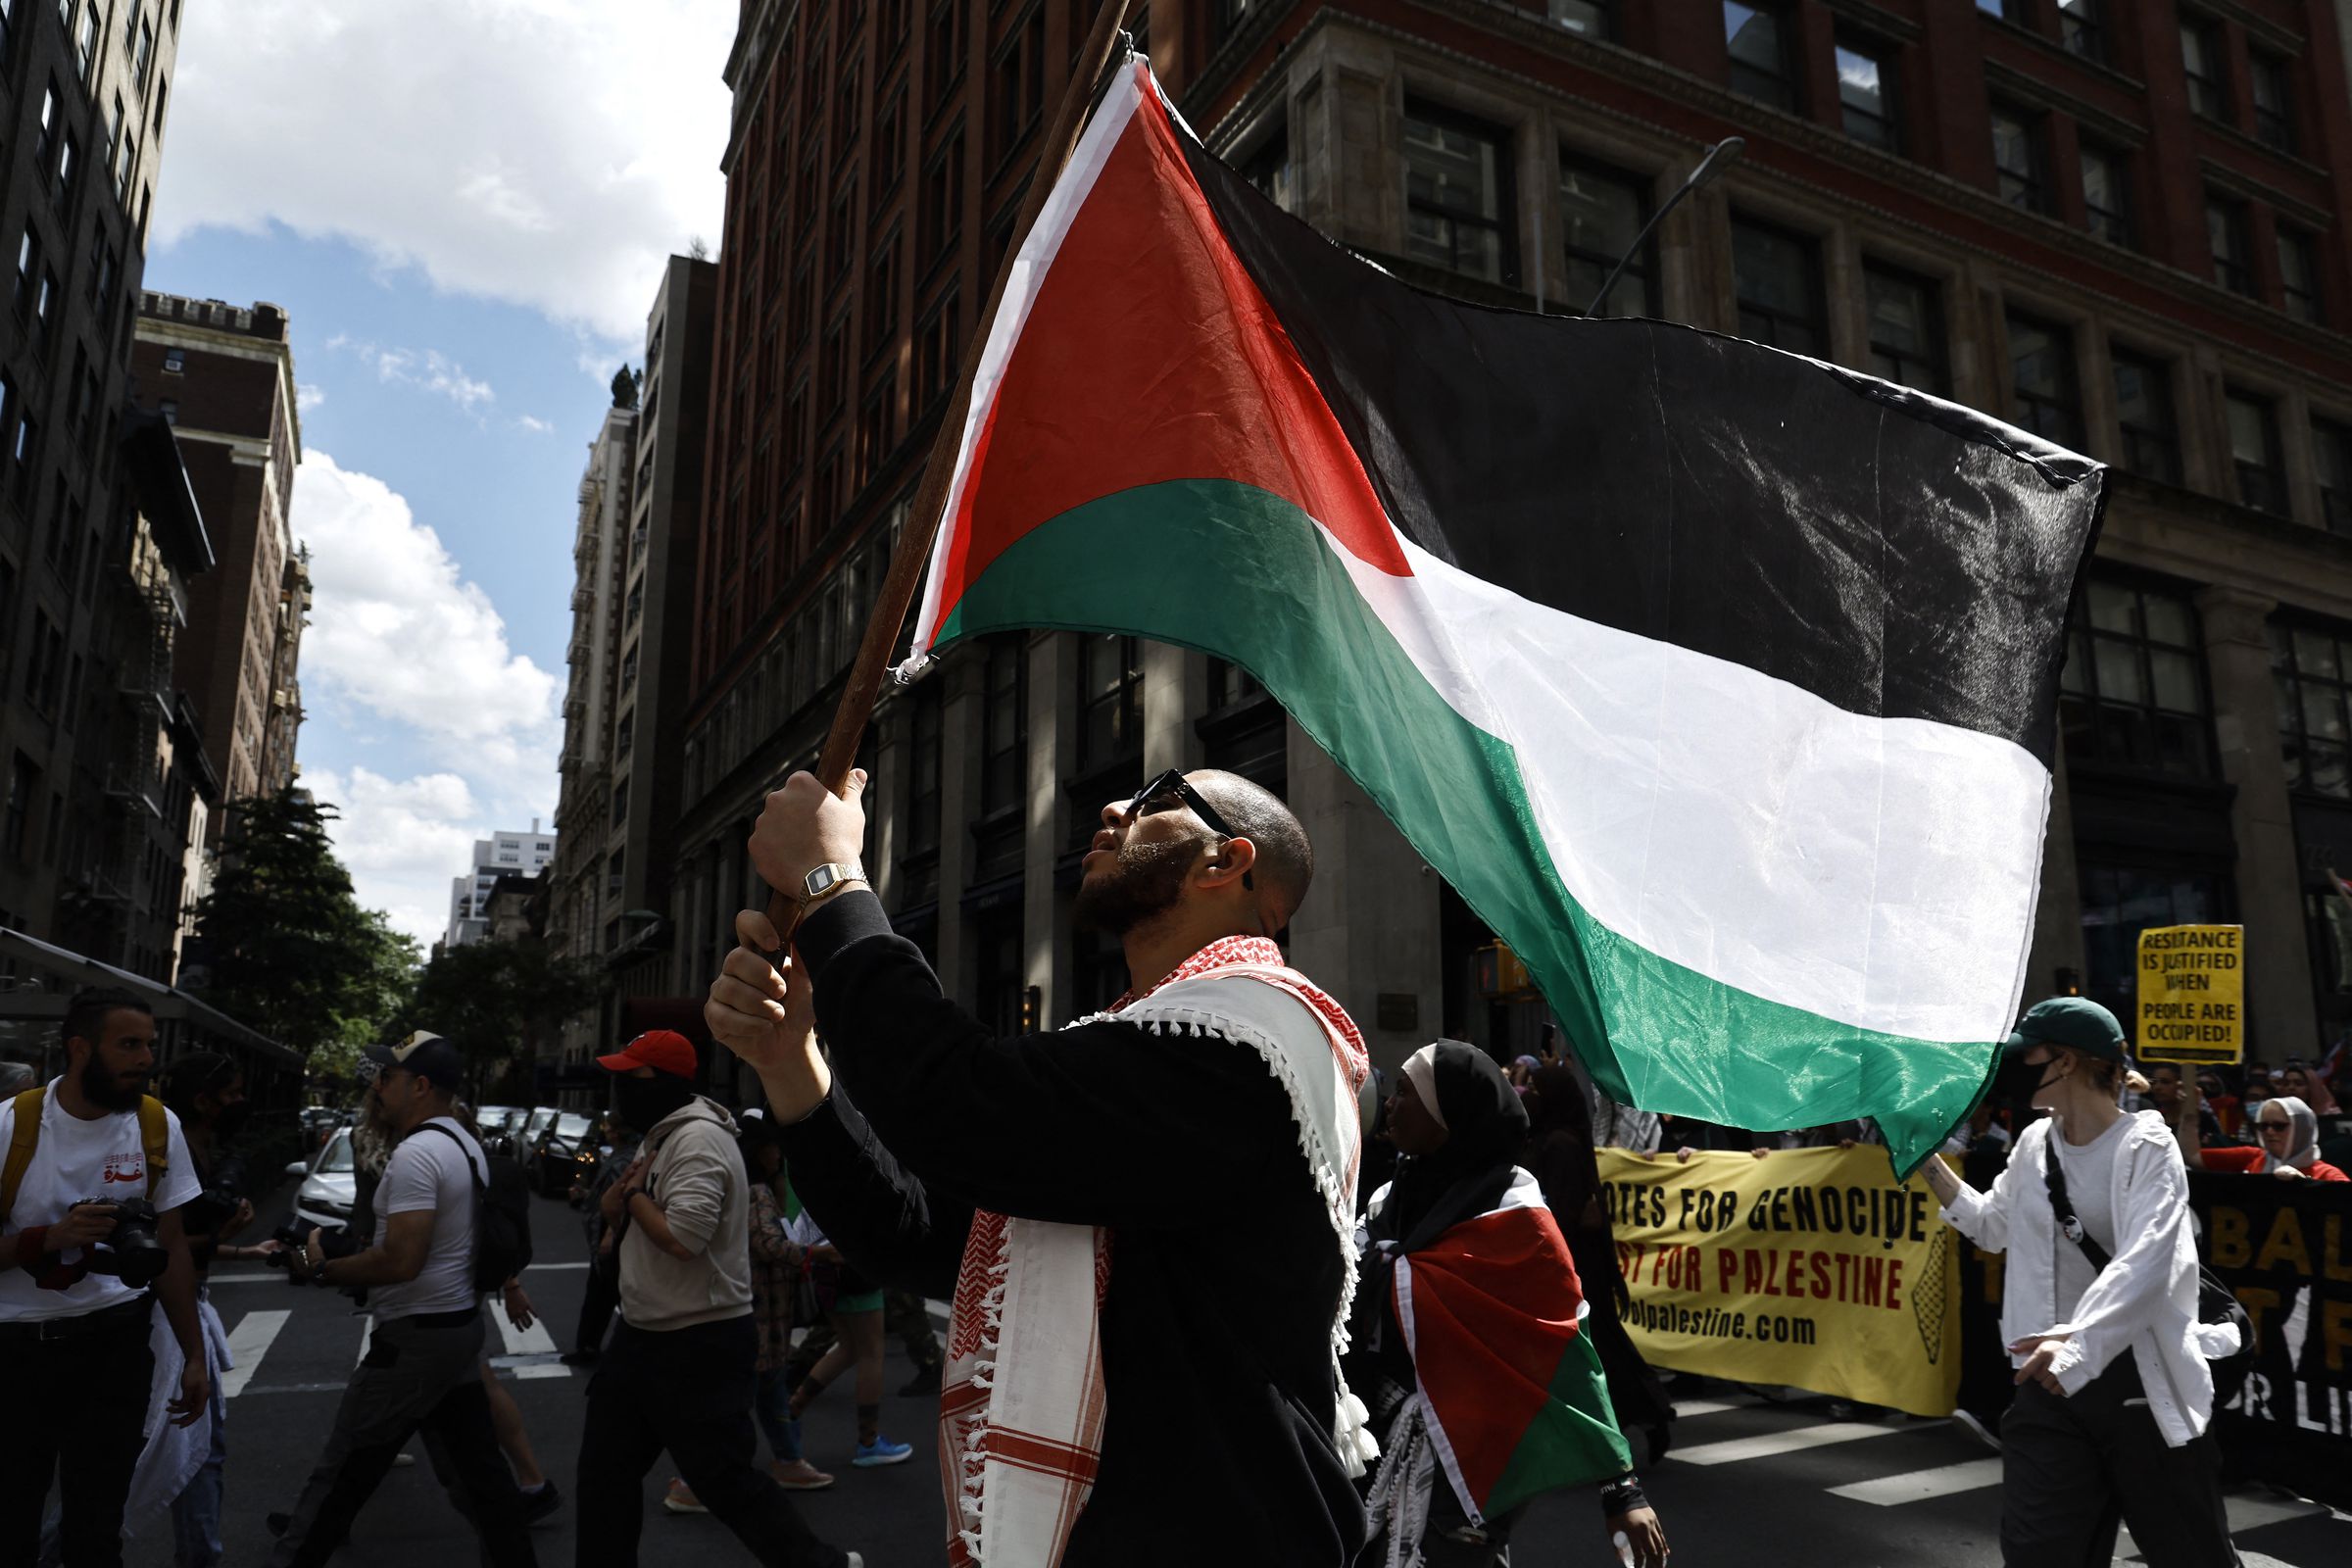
[618, 1097, 753, 1332]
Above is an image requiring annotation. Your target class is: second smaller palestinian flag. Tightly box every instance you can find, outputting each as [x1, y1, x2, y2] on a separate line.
[1395, 1170, 1631, 1521]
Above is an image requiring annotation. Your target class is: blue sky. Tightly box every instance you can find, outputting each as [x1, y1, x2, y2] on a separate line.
[147, 1, 735, 944]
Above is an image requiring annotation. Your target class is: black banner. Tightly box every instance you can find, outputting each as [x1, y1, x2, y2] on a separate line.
[2189, 1172, 2352, 1508]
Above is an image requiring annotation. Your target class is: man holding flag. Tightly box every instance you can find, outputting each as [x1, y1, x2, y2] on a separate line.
[708, 765, 1377, 1567]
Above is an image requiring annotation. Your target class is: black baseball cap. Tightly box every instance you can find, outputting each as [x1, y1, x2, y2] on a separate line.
[364, 1031, 466, 1090]
[2003, 998, 2127, 1063]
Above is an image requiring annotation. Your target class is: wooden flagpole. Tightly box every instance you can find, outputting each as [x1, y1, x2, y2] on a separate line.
[764, 0, 1142, 938]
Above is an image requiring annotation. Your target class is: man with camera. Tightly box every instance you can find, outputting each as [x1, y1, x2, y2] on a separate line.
[0, 987, 210, 1567]
[267, 1032, 536, 1567]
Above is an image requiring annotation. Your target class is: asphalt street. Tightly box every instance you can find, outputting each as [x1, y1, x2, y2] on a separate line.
[120, 1188, 2351, 1567]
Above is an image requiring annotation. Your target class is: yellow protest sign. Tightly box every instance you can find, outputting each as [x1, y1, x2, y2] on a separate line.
[1596, 1146, 1959, 1416]
[2136, 923, 2244, 1064]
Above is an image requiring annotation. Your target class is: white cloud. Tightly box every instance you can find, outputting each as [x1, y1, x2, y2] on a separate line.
[303, 765, 483, 947]
[294, 450, 561, 780]
[329, 338, 498, 414]
[155, 1, 731, 341]
[516, 415, 555, 434]
[297, 382, 326, 411]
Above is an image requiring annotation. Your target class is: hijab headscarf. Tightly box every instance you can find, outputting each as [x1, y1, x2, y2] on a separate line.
[1372, 1041, 1528, 1255]
[2259, 1096, 2323, 1172]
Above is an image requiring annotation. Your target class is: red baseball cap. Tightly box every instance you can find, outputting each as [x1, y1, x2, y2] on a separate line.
[597, 1029, 698, 1079]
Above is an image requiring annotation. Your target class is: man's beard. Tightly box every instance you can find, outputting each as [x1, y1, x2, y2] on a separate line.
[1073, 837, 1200, 937]
[80, 1054, 145, 1111]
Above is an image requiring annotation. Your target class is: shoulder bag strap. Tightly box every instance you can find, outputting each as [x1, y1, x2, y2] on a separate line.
[1, 1086, 47, 1223]
[416, 1120, 487, 1191]
[2040, 1134, 2114, 1273]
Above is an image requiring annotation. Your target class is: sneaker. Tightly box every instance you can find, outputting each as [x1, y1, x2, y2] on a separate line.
[521, 1480, 563, 1524]
[662, 1478, 709, 1514]
[1952, 1407, 2002, 1452]
[770, 1458, 836, 1491]
[853, 1436, 913, 1468]
[899, 1361, 943, 1396]
[847, 1555, 863, 1568]
[558, 1348, 600, 1367]
[391, 1451, 416, 1468]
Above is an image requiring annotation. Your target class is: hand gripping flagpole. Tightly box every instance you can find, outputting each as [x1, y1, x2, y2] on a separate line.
[763, 0, 1142, 942]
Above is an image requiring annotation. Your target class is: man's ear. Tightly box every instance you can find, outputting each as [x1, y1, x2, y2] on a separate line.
[1202, 834, 1258, 889]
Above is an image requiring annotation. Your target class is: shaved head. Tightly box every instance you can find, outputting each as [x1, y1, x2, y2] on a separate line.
[1187, 769, 1313, 930]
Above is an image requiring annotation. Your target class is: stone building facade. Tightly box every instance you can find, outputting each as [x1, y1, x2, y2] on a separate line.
[0, 0, 191, 974]
[668, 0, 2352, 1091]
[128, 293, 307, 826]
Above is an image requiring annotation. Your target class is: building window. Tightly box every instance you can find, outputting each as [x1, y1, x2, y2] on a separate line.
[1559, 156, 1649, 318]
[2278, 227, 2322, 324]
[873, 89, 906, 204]
[1723, 2, 1797, 111]
[2313, 419, 2352, 539]
[1835, 35, 1898, 153]
[2079, 141, 2132, 248]
[1730, 217, 1824, 355]
[980, 634, 1026, 815]
[1401, 104, 1516, 289]
[858, 369, 896, 489]
[2248, 50, 2295, 155]
[925, 0, 963, 111]
[2180, 16, 2230, 121]
[162, 346, 184, 374]
[2060, 579, 2210, 779]
[2224, 391, 2286, 516]
[4, 755, 32, 862]
[1075, 633, 1143, 772]
[986, 7, 1046, 170]
[2109, 349, 2180, 484]
[1862, 263, 1946, 394]
[2006, 313, 2081, 448]
[1974, 0, 2027, 19]
[1242, 126, 1295, 215]
[865, 234, 899, 353]
[904, 676, 942, 884]
[921, 125, 964, 270]
[2205, 195, 2252, 296]
[2273, 621, 2352, 797]
[916, 288, 960, 411]
[1989, 103, 2048, 215]
[2056, 0, 2105, 63]
[1548, 0, 1609, 37]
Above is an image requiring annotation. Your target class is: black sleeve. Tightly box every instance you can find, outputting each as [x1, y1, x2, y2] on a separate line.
[778, 1086, 973, 1298]
[798, 890, 1305, 1227]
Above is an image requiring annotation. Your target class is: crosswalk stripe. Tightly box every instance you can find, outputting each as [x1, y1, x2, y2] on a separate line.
[220, 1310, 291, 1399]
[1675, 1419, 1917, 1466]
[492, 1306, 566, 1379]
[1667, 1398, 1742, 1418]
[1828, 1458, 2002, 1505]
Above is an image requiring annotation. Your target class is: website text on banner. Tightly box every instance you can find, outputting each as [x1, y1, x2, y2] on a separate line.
[2194, 1172, 2352, 1510]
[2136, 923, 2244, 1065]
[1597, 1146, 1959, 1416]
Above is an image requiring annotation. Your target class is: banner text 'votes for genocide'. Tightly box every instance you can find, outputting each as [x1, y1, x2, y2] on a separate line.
[1598, 1147, 1960, 1416]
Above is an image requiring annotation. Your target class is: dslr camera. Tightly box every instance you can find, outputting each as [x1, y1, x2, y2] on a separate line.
[80, 1197, 168, 1289]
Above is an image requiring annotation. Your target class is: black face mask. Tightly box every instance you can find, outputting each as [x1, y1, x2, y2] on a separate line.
[612, 1074, 695, 1134]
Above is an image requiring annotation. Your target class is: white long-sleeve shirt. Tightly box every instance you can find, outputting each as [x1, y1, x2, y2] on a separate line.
[1938, 1110, 2239, 1447]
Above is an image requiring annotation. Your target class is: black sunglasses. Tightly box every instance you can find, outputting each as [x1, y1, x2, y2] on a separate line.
[1131, 768, 1252, 892]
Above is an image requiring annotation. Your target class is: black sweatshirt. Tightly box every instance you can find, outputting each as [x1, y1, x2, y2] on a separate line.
[783, 891, 1366, 1567]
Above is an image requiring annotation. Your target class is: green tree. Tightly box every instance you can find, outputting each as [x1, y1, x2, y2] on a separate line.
[403, 938, 599, 1098]
[186, 789, 416, 1058]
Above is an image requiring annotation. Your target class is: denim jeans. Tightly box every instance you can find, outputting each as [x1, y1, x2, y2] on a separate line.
[754, 1368, 800, 1461]
[169, 1379, 228, 1567]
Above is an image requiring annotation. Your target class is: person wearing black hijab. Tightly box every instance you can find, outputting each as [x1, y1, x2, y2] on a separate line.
[1523, 1065, 1673, 1462]
[1347, 1043, 1667, 1568]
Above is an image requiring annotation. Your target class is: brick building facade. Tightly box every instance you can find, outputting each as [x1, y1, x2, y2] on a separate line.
[664, 0, 2352, 1089]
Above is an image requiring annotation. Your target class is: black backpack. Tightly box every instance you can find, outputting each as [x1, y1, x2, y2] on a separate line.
[418, 1122, 534, 1293]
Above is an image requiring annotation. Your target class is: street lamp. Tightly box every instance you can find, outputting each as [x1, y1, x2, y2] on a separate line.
[1584, 136, 1745, 319]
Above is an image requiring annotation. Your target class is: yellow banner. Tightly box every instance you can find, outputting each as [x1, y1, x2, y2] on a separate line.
[2136, 923, 2245, 1064]
[1596, 1147, 1960, 1416]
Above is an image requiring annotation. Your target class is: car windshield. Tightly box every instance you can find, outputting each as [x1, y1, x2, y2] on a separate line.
[315, 1130, 356, 1174]
[555, 1114, 594, 1142]
[481, 1105, 521, 1128]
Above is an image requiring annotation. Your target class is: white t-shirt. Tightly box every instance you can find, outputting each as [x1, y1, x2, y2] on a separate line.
[0, 1079, 200, 1323]
[368, 1117, 483, 1320]
[2050, 1111, 2129, 1321]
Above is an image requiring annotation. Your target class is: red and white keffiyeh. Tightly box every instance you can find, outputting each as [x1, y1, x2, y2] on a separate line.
[939, 935, 1375, 1567]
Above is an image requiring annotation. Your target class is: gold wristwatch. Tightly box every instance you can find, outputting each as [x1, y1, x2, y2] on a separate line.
[798, 859, 868, 914]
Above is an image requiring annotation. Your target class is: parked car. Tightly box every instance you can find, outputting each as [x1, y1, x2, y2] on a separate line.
[286, 1125, 359, 1234]
[515, 1105, 561, 1161]
[474, 1103, 527, 1157]
[298, 1104, 339, 1152]
[527, 1112, 599, 1196]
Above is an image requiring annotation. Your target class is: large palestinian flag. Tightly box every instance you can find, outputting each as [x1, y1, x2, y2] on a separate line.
[906, 56, 2104, 1172]
[1390, 1169, 1631, 1518]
